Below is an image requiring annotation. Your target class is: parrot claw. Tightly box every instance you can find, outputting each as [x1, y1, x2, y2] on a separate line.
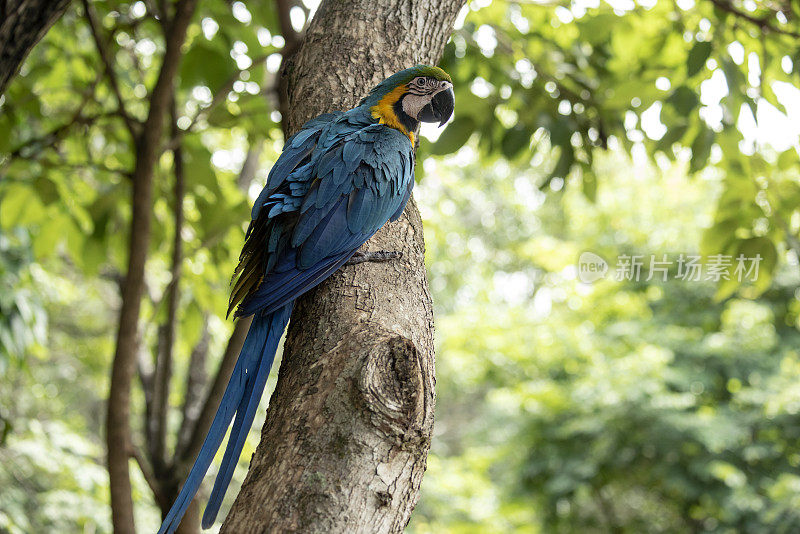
[345, 250, 403, 266]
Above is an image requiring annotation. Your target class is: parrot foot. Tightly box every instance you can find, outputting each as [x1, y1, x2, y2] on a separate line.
[345, 250, 403, 266]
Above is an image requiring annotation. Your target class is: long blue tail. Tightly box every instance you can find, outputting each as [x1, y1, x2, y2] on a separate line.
[157, 303, 293, 534]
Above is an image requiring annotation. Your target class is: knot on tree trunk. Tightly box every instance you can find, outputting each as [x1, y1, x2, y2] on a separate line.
[357, 333, 430, 445]
[221, 322, 436, 534]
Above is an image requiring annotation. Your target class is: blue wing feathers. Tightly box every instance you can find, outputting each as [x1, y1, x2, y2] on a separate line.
[267, 225, 281, 253]
[298, 199, 351, 268]
[160, 108, 415, 533]
[158, 309, 288, 534]
[300, 180, 319, 213]
[317, 146, 341, 177]
[346, 188, 371, 233]
[390, 181, 413, 222]
[289, 126, 320, 147]
[315, 171, 341, 208]
[239, 247, 360, 317]
[333, 161, 348, 186]
[291, 204, 331, 247]
[366, 195, 392, 231]
[252, 112, 343, 219]
[200, 303, 292, 528]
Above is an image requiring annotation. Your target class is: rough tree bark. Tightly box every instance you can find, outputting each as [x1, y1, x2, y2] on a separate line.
[0, 0, 71, 95]
[221, 0, 464, 532]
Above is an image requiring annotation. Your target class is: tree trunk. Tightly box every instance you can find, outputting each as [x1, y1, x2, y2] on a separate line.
[0, 0, 71, 95]
[221, 0, 464, 532]
[106, 1, 197, 532]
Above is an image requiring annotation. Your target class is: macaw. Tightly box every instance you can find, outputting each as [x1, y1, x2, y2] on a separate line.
[158, 65, 454, 534]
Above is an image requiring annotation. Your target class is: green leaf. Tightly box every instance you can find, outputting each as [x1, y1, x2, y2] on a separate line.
[185, 144, 217, 190]
[80, 237, 107, 275]
[689, 127, 715, 174]
[701, 217, 739, 256]
[581, 167, 597, 202]
[0, 185, 45, 227]
[180, 43, 236, 90]
[430, 116, 476, 155]
[549, 144, 575, 182]
[762, 82, 787, 115]
[666, 86, 699, 115]
[656, 123, 689, 156]
[777, 149, 797, 170]
[33, 176, 60, 205]
[686, 41, 712, 78]
[714, 237, 777, 299]
[721, 57, 746, 94]
[548, 119, 571, 147]
[501, 125, 531, 159]
[737, 236, 777, 294]
[33, 214, 68, 258]
[0, 185, 33, 228]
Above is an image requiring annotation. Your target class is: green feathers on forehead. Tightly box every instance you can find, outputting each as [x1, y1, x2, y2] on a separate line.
[407, 65, 452, 82]
[361, 65, 452, 105]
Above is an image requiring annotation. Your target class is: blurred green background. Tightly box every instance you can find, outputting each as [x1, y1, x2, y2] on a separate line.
[2, 0, 800, 532]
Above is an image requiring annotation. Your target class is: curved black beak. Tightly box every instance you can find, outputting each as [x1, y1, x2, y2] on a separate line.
[417, 87, 455, 127]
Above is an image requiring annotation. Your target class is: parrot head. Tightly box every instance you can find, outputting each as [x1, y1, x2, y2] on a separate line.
[364, 65, 455, 140]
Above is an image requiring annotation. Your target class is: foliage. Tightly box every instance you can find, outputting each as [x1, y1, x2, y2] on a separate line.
[1, 0, 799, 532]
[0, 249, 128, 533]
[0, 230, 47, 447]
[0, 0, 294, 529]
[411, 152, 800, 533]
[429, 0, 800, 294]
[0, 230, 46, 374]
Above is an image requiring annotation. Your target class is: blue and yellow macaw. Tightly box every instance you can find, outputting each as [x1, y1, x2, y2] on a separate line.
[158, 65, 454, 533]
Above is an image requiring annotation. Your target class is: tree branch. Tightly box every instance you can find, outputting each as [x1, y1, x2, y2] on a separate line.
[6, 117, 85, 159]
[275, 0, 302, 136]
[237, 144, 262, 192]
[82, 0, 140, 137]
[177, 316, 252, 470]
[0, 0, 71, 95]
[40, 159, 132, 178]
[4, 69, 107, 162]
[708, 0, 800, 38]
[138, 347, 155, 408]
[130, 443, 163, 503]
[105, 0, 198, 531]
[147, 99, 187, 476]
[175, 319, 210, 457]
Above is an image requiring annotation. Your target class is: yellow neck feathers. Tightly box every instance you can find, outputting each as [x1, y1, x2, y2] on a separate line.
[370, 85, 415, 146]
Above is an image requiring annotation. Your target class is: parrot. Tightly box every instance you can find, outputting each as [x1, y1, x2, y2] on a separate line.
[157, 64, 454, 534]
